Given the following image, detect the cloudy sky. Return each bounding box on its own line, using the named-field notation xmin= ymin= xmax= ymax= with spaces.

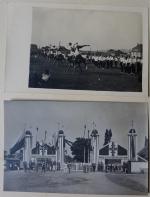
xmin=4 ymin=101 xmax=148 ymax=154
xmin=31 ymin=7 xmax=142 ymax=51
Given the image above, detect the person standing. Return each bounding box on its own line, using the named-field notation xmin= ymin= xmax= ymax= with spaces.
xmin=23 ymin=161 xmax=27 ymax=172
xmin=42 ymin=161 xmax=46 ymax=173
xmin=67 ymin=162 xmax=71 ymax=173
xmin=120 ymin=56 xmax=123 ymax=72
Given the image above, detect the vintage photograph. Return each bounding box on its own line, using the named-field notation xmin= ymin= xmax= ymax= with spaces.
xmin=4 ymin=101 xmax=148 ymax=195
xmin=28 ymin=7 xmax=143 ymax=92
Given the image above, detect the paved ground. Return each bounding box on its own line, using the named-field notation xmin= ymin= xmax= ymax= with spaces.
xmin=4 ymin=170 xmax=148 ymax=195
xmin=29 ymin=57 xmax=142 ymax=92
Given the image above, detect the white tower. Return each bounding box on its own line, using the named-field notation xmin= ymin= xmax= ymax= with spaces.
xmin=128 ymin=122 xmax=137 ymax=161
xmin=23 ymin=130 xmax=32 ymax=165
xmin=91 ymin=129 xmax=99 ymax=166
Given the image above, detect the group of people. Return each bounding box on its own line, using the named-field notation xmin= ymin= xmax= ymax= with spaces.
xmin=8 ymin=163 xmax=20 ymax=171
xmin=105 ymin=162 xmax=131 ymax=173
xmin=91 ymin=55 xmax=142 ymax=75
xmin=41 ymin=45 xmax=62 ymax=58
xmin=22 ymin=160 xmax=131 ymax=174
xmin=39 ymin=42 xmax=142 ymax=75
xmin=40 ymin=42 xmax=90 ymax=59
xmin=40 ymin=160 xmax=58 ymax=173
xmin=30 ymin=42 xmax=143 ymax=86
xmin=23 ymin=160 xmax=58 ymax=173
xmin=105 ymin=164 xmax=123 ymax=173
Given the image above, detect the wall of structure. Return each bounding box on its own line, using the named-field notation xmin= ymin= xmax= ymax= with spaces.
xmin=131 ymin=161 xmax=148 ymax=173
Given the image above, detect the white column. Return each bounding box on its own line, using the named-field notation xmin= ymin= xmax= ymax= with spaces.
xmin=93 ymin=137 xmax=96 ymax=163
xmin=96 ymin=135 xmax=99 ymax=165
xmin=92 ymin=135 xmax=99 ymax=167
xmin=56 ymin=147 xmax=58 ymax=163
xmin=60 ymin=135 xmax=63 ymax=165
xmin=134 ymin=134 xmax=137 ymax=161
xmin=59 ymin=136 xmax=61 ymax=164
xmin=96 ymin=137 xmax=98 ymax=164
xmin=61 ymin=135 xmax=64 ymax=168
xmin=58 ymin=134 xmax=64 ymax=169
xmin=128 ymin=135 xmax=131 ymax=160
xmin=24 ymin=133 xmax=32 ymax=165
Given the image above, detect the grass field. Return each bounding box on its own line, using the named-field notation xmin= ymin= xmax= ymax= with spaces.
xmin=29 ymin=56 xmax=142 ymax=92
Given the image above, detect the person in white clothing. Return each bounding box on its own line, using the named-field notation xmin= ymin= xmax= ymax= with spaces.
xmin=68 ymin=42 xmax=75 ymax=57
xmin=73 ymin=42 xmax=90 ymax=57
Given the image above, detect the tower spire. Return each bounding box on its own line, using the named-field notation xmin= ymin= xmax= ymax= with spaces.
xmin=36 ymin=127 xmax=38 ymax=144
xmin=83 ymin=124 xmax=86 ymax=138
xmin=44 ymin=130 xmax=47 ymax=143
xmin=131 ymin=120 xmax=134 ymax=129
xmin=92 ymin=121 xmax=96 ymax=130
xmin=57 ymin=122 xmax=60 ymax=130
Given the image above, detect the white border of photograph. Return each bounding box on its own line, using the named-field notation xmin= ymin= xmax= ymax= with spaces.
xmin=3 ymin=0 xmax=149 ymax=101
xmin=149 ymin=0 xmax=150 ymax=96
xmin=0 ymin=1 xmax=7 ymax=92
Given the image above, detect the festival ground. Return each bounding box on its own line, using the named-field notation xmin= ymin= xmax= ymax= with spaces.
xmin=4 ymin=170 xmax=148 ymax=195
xmin=29 ymin=57 xmax=142 ymax=92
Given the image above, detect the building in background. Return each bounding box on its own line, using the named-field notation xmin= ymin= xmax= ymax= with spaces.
xmin=131 ymin=43 xmax=142 ymax=58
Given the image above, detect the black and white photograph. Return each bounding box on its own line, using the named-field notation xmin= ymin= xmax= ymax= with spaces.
xmin=29 ymin=7 xmax=144 ymax=92
xmin=4 ymin=101 xmax=148 ymax=195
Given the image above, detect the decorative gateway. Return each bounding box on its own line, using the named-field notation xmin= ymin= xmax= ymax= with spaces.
xmin=98 ymin=128 xmax=148 ymax=173
xmin=99 ymin=141 xmax=128 ymax=169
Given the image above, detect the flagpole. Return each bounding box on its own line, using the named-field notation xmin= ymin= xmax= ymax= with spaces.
xmin=36 ymin=127 xmax=38 ymax=143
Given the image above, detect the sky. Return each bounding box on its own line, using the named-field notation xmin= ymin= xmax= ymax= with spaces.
xmin=31 ymin=7 xmax=142 ymax=51
xmin=4 ymin=101 xmax=148 ymax=155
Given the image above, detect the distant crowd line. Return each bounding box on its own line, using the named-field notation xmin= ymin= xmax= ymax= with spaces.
xmin=87 ymin=55 xmax=142 ymax=75
xmin=7 ymin=160 xmax=131 ymax=174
